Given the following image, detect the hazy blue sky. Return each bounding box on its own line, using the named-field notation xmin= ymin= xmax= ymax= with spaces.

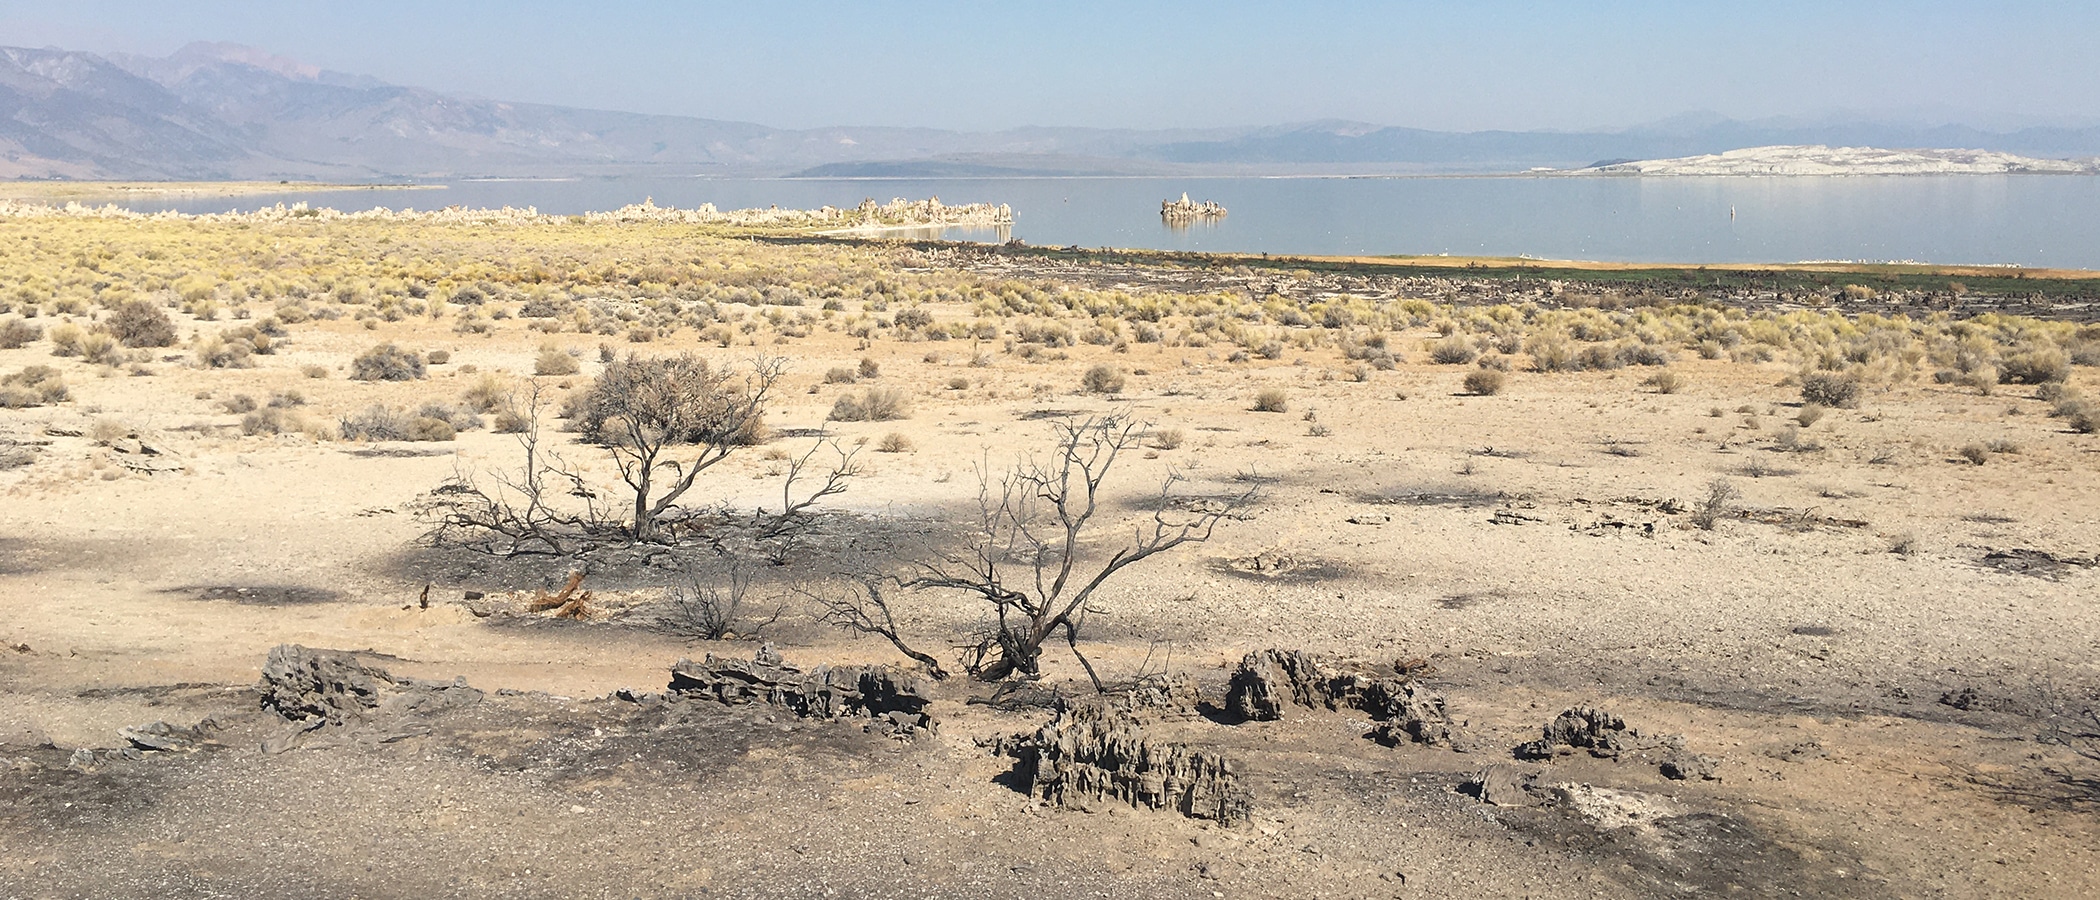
xmin=4 ymin=1 xmax=2096 ymax=132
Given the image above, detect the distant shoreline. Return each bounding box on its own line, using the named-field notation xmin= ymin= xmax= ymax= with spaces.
xmin=0 ymin=181 xmax=440 ymax=201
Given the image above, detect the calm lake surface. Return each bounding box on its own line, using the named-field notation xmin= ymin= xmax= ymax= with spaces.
xmin=119 ymin=175 xmax=2100 ymax=269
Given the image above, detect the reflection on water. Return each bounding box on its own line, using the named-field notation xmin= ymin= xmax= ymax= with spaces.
xmin=876 ymin=224 xmax=1011 ymax=243
xmin=108 ymin=175 xmax=2100 ymax=268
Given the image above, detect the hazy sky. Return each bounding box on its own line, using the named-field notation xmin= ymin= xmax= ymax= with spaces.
xmin=4 ymin=1 xmax=2096 ymax=132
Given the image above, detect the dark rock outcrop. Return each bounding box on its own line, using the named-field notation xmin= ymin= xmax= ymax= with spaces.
xmin=1226 ymin=649 xmax=1458 ymax=748
xmin=1514 ymin=705 xmax=1720 ymax=779
xmin=667 ymin=644 xmax=935 ymax=736
xmin=996 ymin=701 xmax=1250 ymax=825
xmin=1514 ymin=706 xmax=1653 ymax=759
xmin=258 ymin=644 xmax=483 ymax=726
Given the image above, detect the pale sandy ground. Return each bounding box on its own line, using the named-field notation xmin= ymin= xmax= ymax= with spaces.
xmin=3 ymin=302 xmax=2097 ymax=898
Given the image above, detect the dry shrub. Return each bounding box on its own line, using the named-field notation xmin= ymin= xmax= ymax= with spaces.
xmin=107 ymin=300 xmax=176 ymax=348
xmin=0 ymin=365 xmax=68 ymax=407
xmin=301 ymin=364 xmax=329 ymax=379
xmin=946 ymin=376 xmax=970 ymax=390
xmin=824 ymin=367 xmax=857 ymax=384
xmin=1799 ymin=371 xmax=1861 ymax=408
xmin=426 ymin=349 xmax=452 ymax=365
xmin=0 ymin=318 xmax=42 ymax=349
xmin=876 ymin=432 xmax=914 ymax=453
xmin=1644 ymin=370 xmax=1686 ymax=394
xmin=1253 ymin=388 xmax=1289 ymax=412
xmin=350 ymin=343 xmax=425 ymax=381
xmin=1795 ymin=403 xmax=1827 ymax=428
xmin=1690 ymin=478 xmax=1739 ymax=530
xmin=1958 ymin=443 xmax=1991 ymax=465
xmin=1528 ymin=335 xmax=1575 ymax=372
xmin=461 ymin=375 xmax=509 ymax=413
xmin=219 ymin=393 xmax=259 ymax=414
xmin=858 ymin=357 xmax=881 ymax=379
xmin=1082 ymin=364 xmax=1126 ymax=394
xmin=831 ymin=387 xmax=910 ymax=422
xmin=1463 ymin=368 xmax=1505 ymax=396
xmin=1429 ymin=336 xmax=1479 ymax=365
xmin=89 ymin=418 xmax=130 ymax=446
xmin=46 ymin=323 xmax=84 ymax=356
xmin=1151 ymin=428 xmax=1185 ymax=450
xmin=535 ymin=345 xmax=580 ymax=376
xmin=1998 ymin=348 xmax=2068 ymax=385
xmin=76 ymin=331 xmax=122 ymax=365
xmin=340 ymin=405 xmax=456 ymax=442
xmin=242 ymin=407 xmax=306 ymax=436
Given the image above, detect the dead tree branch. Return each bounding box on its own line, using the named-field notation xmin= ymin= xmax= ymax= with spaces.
xmin=909 ymin=412 xmax=1248 ymax=689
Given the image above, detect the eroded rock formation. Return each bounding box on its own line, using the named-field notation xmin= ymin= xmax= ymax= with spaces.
xmin=667 ymin=644 xmax=935 ymax=736
xmin=995 ymin=701 xmax=1250 ymax=825
xmin=1226 ymin=648 xmax=1458 ymax=748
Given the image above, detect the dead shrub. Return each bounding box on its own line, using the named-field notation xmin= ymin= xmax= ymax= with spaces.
xmin=1082 ymin=364 xmax=1126 ymax=394
xmin=1689 ymin=478 xmax=1739 ymax=530
xmin=340 ymin=405 xmax=455 ymax=442
xmin=534 ymin=345 xmax=580 ymax=376
xmin=0 ymin=365 xmax=68 ymax=407
xmin=876 ymin=432 xmax=914 ymax=453
xmin=1998 ymin=348 xmax=2069 ymax=385
xmin=1958 ymin=443 xmax=1991 ymax=465
xmin=242 ymin=407 xmax=304 ymax=436
xmin=350 ymin=343 xmax=425 ymax=381
xmin=1644 ymin=370 xmax=1686 ymax=394
xmin=0 ymin=318 xmax=40 ymax=349
xmin=858 ymin=357 xmax=881 ymax=379
xmin=824 ymin=367 xmax=857 ymax=384
xmin=104 ymin=301 xmax=174 ymax=348
xmin=1462 ymin=368 xmax=1505 ymax=396
xmin=1151 ymin=428 xmax=1185 ymax=450
xmin=831 ymin=386 xmax=910 ymax=422
xmin=1796 ymin=403 xmax=1827 ymax=428
xmin=1253 ymin=388 xmax=1289 ymax=413
xmin=1799 ymin=371 xmax=1862 ymax=408
xmin=1429 ymin=336 xmax=1479 ymax=365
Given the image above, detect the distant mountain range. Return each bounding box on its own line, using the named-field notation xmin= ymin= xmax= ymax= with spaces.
xmin=5 ymin=41 xmax=2100 ymax=181
xmin=1577 ymin=145 xmax=2100 ymax=177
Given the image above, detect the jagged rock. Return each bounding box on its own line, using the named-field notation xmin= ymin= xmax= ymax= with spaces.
xmin=118 ymin=719 xmax=218 ymax=753
xmin=997 ymin=701 xmax=1250 ymax=825
xmin=1119 ymin=674 xmax=1204 ymax=722
xmin=1468 ymin=764 xmax=1541 ymax=806
xmin=1367 ymin=681 xmax=1457 ymax=748
xmin=667 ymin=647 xmax=935 ymax=736
xmin=1226 ymin=649 xmax=1459 ymax=748
xmin=1510 ymin=706 xmax=1720 ymax=777
xmin=260 ymin=645 xmax=386 ymax=723
xmin=1516 ymin=706 xmax=1640 ymax=759
xmin=259 ymin=644 xmax=483 ymax=726
xmin=1659 ymin=750 xmax=1719 ymax=781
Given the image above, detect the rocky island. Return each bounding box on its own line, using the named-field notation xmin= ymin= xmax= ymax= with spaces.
xmin=1161 ymin=192 xmax=1227 ymax=224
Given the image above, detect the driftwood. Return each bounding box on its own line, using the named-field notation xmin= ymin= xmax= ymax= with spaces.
xmin=527 ymin=570 xmax=594 ymax=620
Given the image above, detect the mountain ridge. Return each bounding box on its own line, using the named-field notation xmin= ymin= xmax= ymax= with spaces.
xmin=6 ymin=41 xmax=2100 ymax=180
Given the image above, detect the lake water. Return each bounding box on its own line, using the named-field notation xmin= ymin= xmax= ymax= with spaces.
xmin=115 ymin=175 xmax=2100 ymax=270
